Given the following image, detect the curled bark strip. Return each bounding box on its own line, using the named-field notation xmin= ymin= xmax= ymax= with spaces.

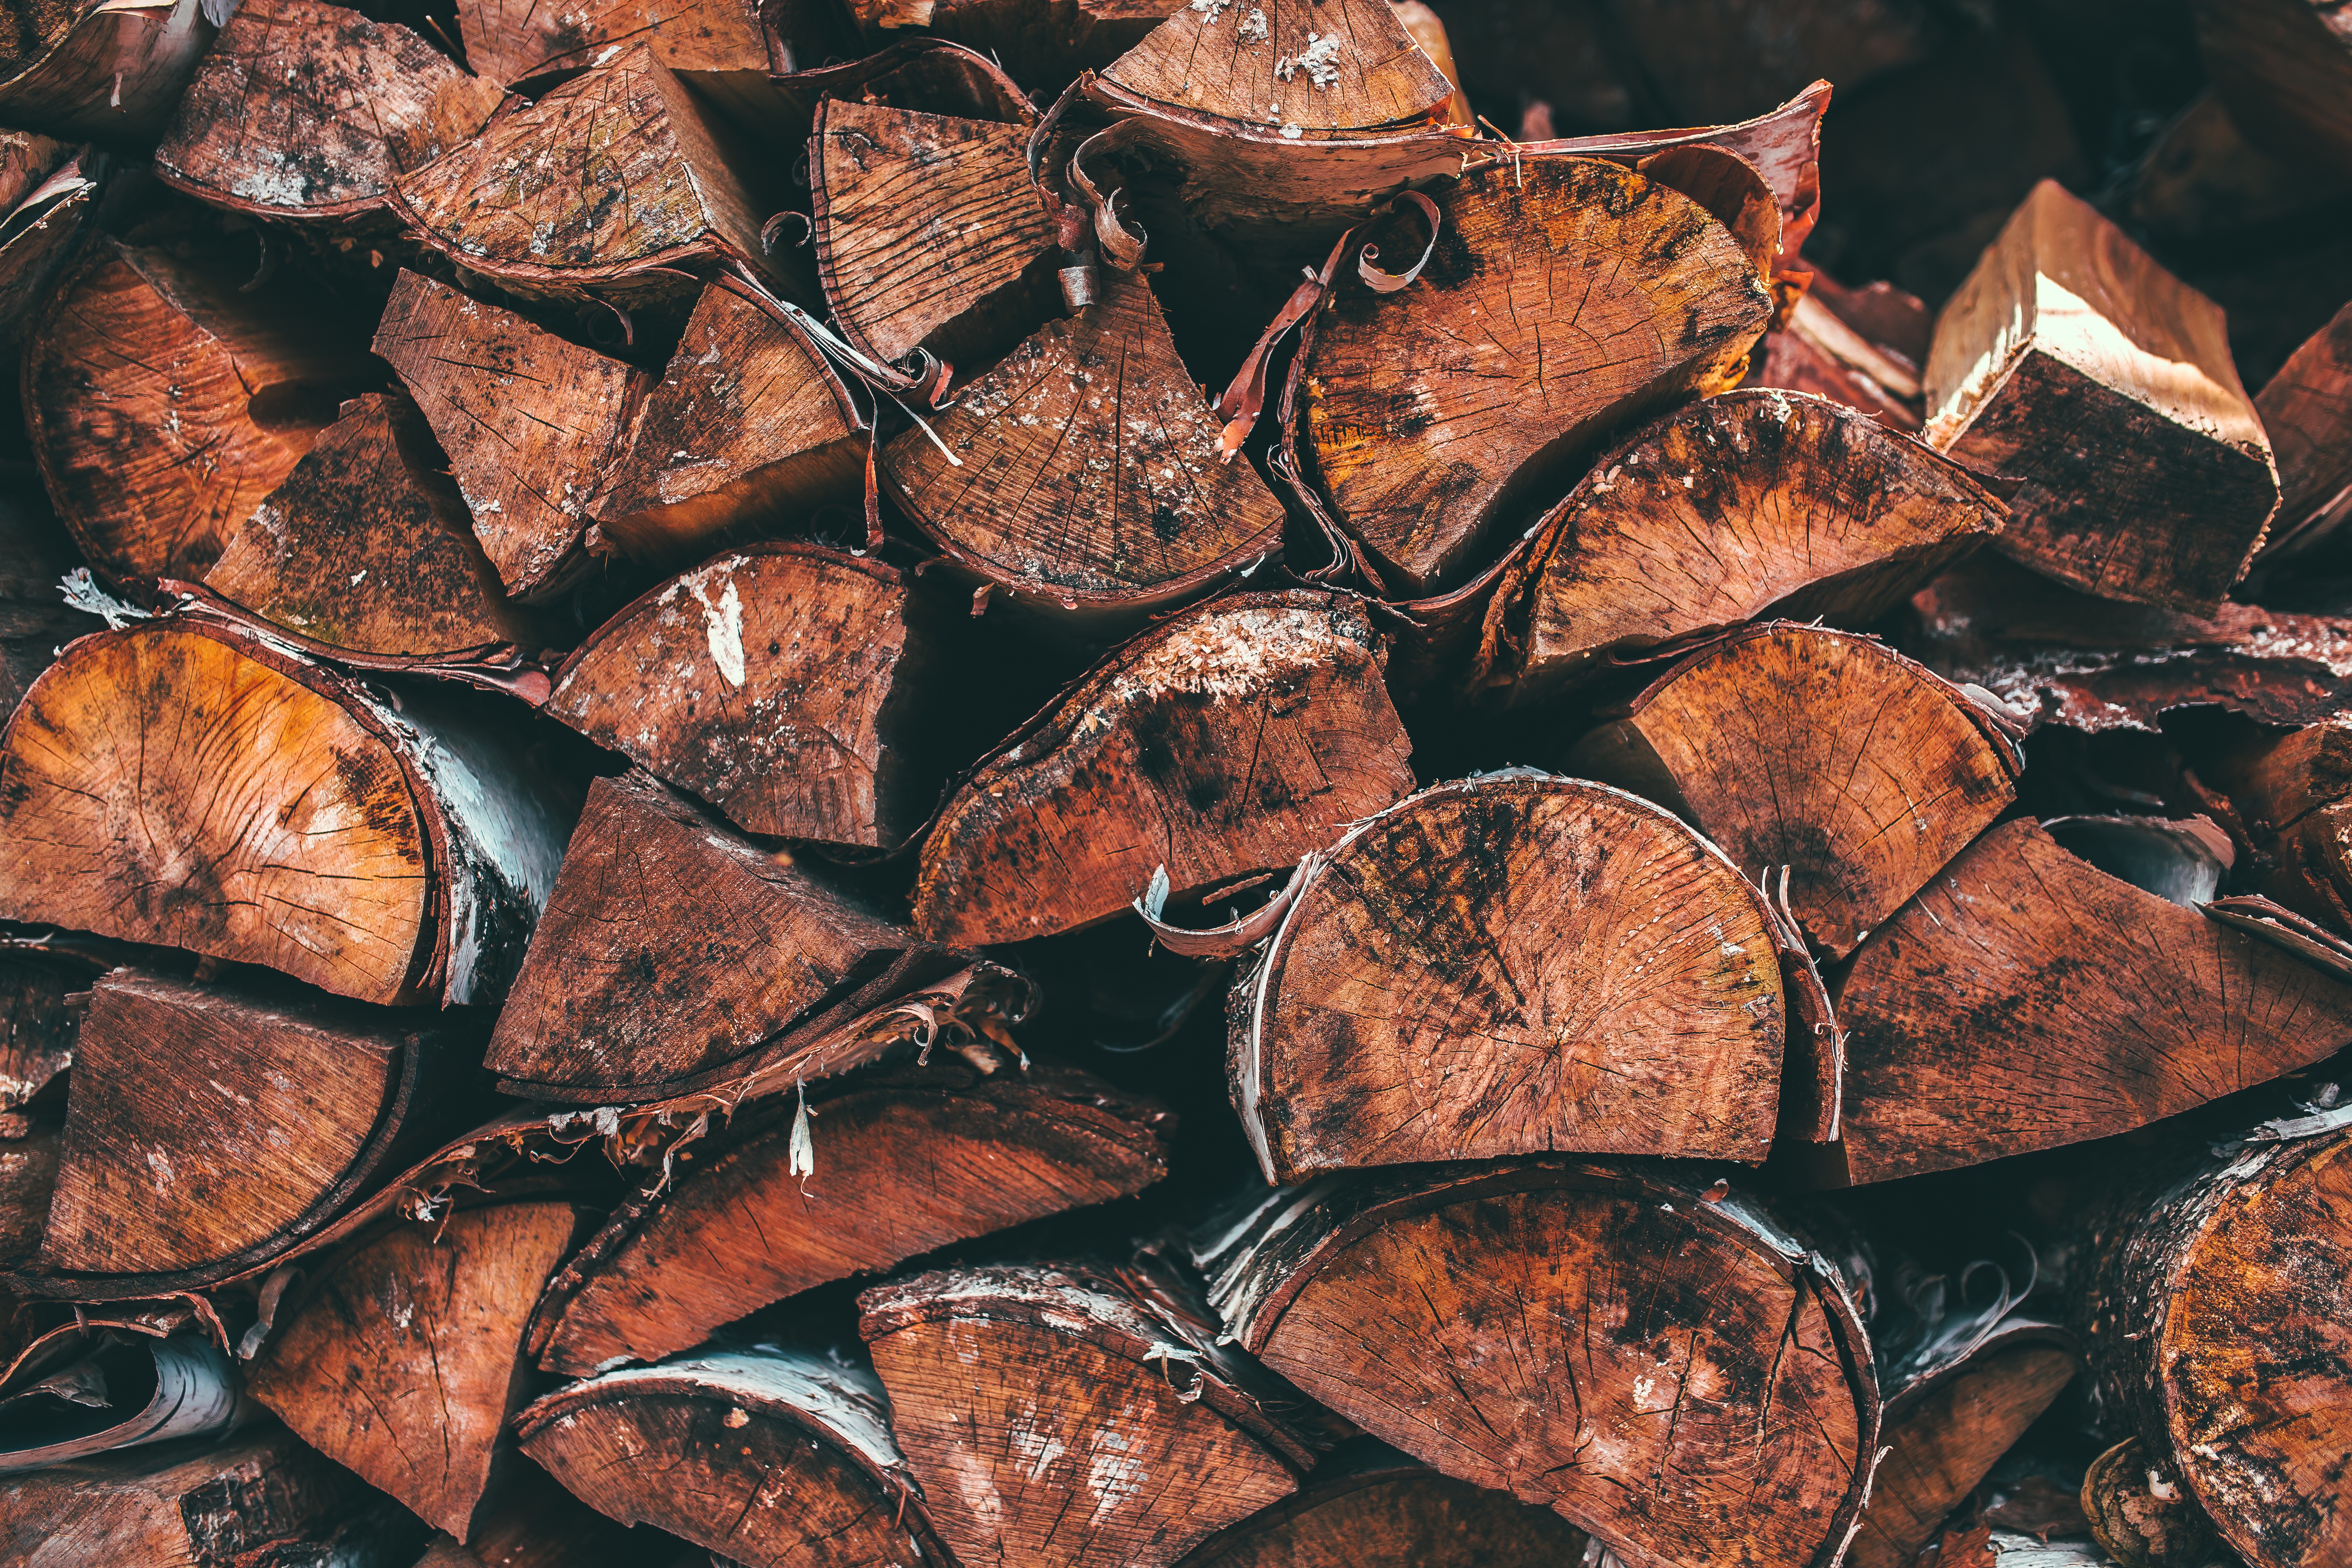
xmin=1215 ymin=229 xmax=1356 ymax=459
xmin=1065 ymin=118 xmax=1152 ymax=271
xmin=1759 ymin=866 xmax=1844 ymax=1143
xmin=1135 ymin=854 xmax=1322 ymax=960
xmin=2204 ymin=895 xmax=2352 ymax=984
xmin=1355 ymin=190 xmax=1440 ymax=294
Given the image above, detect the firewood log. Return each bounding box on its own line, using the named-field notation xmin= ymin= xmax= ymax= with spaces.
xmin=0 ymin=0 xmax=214 ymax=139
xmin=881 ymin=269 xmax=1288 ymax=630
xmin=1909 ymin=553 xmax=2352 ymax=733
xmin=1742 ymin=271 xmax=1932 ymax=432
xmin=2249 ymin=301 xmax=2352 ymax=565
xmin=389 ymin=46 xmax=791 ymax=306
xmin=2203 ymin=715 xmax=2352 ymax=933
xmin=1922 ymin=179 xmax=2280 ymax=614
xmin=860 ymin=1262 xmax=1321 ymax=1568
xmin=411 ymin=1460 xmax=680 ymax=1568
xmin=2194 ymin=0 xmax=2352 ymax=179
xmin=0 ymin=1328 xmax=238 ymax=1472
xmin=24 ymin=236 xmax=379 ymax=585
xmin=0 ymin=1422 xmax=426 ymax=1564
xmin=1229 ymin=773 xmax=1788 ymax=1183
xmin=203 ymin=393 xmax=543 ymax=659
xmin=2069 ymin=1111 xmax=2352 ymax=1568
xmin=1194 ymin=1160 xmax=1880 ymax=1568
xmin=850 ymin=0 xmax=1179 ymax=88
xmin=1171 ymin=1439 xmax=1590 ymax=1567
xmin=486 ymin=768 xmax=952 ymax=1100
xmin=543 ymin=545 xmax=949 ymax=847
xmin=0 ymin=139 xmax=100 ymax=347
xmin=1570 ymin=624 xmax=2022 ymax=958
xmin=589 ymin=278 xmax=864 ymax=571
xmin=1495 ymin=390 xmax=2001 ymax=701
xmin=152 ymin=0 xmax=502 ymax=225
xmin=373 ymin=270 xmax=637 ymax=604
xmin=0 ymin=619 xmax=570 ymax=1007
xmin=529 ymin=1056 xmax=1170 ymax=1376
xmin=912 ymin=590 xmax=1415 ymax=947
xmin=1286 ymin=156 xmax=1773 ymax=595
xmin=0 ymin=949 xmax=80 ymax=1115
xmin=461 ymin=0 xmax=769 ymax=91
xmin=1837 ymin=817 xmax=2352 ymax=1183
xmin=20 ymin=969 xmax=489 ymax=1294
xmin=519 ymin=1344 xmax=950 ymax=1567
xmin=246 ymin=1198 xmax=592 ymax=1540
xmin=0 ymin=469 xmax=84 ymax=719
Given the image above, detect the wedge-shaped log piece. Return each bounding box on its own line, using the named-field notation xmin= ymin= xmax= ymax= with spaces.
xmin=1097 ymin=0 xmax=1451 ymax=133
xmin=883 ymin=270 xmax=1287 ymax=627
xmin=26 ymin=238 xmax=376 ymax=584
xmin=2196 ymin=0 xmax=2352 ymax=179
xmin=0 ymin=1330 xmax=239 ymax=1471
xmin=1839 ymin=818 xmax=2352 ymax=1183
xmin=0 ymin=0 xmax=212 ymax=139
xmin=2250 ymin=301 xmax=2352 ymax=564
xmin=1923 ymin=179 xmax=2279 ymax=613
xmin=1173 ymin=1439 xmax=1591 ymax=1567
xmin=0 ymin=620 xmax=568 ymax=1006
xmin=1196 ymin=1162 xmax=1879 ymax=1568
xmin=591 ymin=280 xmax=863 ymax=570
xmin=488 ymin=769 xmax=941 ymax=1099
xmin=247 ymin=1199 xmax=586 ymax=1541
xmin=2205 ymin=715 xmax=2352 ymax=933
xmin=520 ymin=1346 xmax=949 ymax=1566
xmin=205 ymin=393 xmax=539 ymax=659
xmin=391 ymin=47 xmax=785 ymax=302
xmin=154 ymin=0 xmax=502 ymax=222
xmin=375 ymin=270 xmax=637 ymax=602
xmin=2072 ymin=1114 xmax=2352 ymax=1568
xmin=862 ymin=1263 xmax=1317 ymax=1568
xmin=1503 ymin=390 xmax=2001 ymax=699
xmin=462 ymin=0 xmax=768 ymax=88
xmin=812 ymin=94 xmax=1052 ymax=369
xmin=1572 ymin=625 xmax=2021 ymax=958
xmin=1233 ymin=774 xmax=1786 ymax=1183
xmin=546 ymin=546 xmax=943 ymax=847
xmin=1293 ymin=157 xmax=1772 ymax=594
xmin=913 ymin=590 xmax=1415 ymax=946
xmin=29 ymin=970 xmax=484 ymax=1290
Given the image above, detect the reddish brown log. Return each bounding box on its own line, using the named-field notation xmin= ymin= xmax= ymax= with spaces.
xmin=0 ymin=138 xmax=98 ymax=348
xmin=0 ymin=1113 xmax=58 ymax=1264
xmin=850 ymin=0 xmax=1179 ymax=87
xmin=2203 ymin=716 xmax=2352 ymax=934
xmin=0 ymin=0 xmax=214 ymax=140
xmin=461 ymin=0 xmax=770 ymax=89
xmin=1231 ymin=774 xmax=1787 ymax=1183
xmin=912 ymin=590 xmax=1416 ymax=947
xmin=0 ymin=950 xmax=80 ymax=1116
xmin=2250 ymin=301 xmax=2352 ymax=564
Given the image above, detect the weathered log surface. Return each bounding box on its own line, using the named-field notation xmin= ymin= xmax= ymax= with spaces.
xmin=2204 ymin=715 xmax=2352 ymax=935
xmin=1232 ymin=773 xmax=1787 ymax=1183
xmin=0 ymin=949 xmax=80 ymax=1115
xmin=0 ymin=0 xmax=214 ymax=140
xmin=2252 ymin=301 xmax=2352 ymax=565
xmin=460 ymin=0 xmax=771 ymax=88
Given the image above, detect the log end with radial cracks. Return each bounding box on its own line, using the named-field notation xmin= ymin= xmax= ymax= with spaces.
xmin=1570 ymin=623 xmax=2020 ymax=959
xmin=882 ymin=267 xmax=1287 ymax=624
xmin=459 ymin=0 xmax=768 ymax=89
xmin=1234 ymin=773 xmax=1786 ymax=1184
xmin=1508 ymin=388 xmax=2003 ymax=699
xmin=912 ymin=589 xmax=1415 ymax=947
xmin=1298 ymin=156 xmax=1773 ymax=595
xmin=1837 ymin=817 xmax=2352 ymax=1183
xmin=1098 ymin=0 xmax=1453 ymax=134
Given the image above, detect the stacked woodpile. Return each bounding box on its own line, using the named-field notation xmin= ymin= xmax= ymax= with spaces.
xmin=4 ymin=0 xmax=2352 ymax=1565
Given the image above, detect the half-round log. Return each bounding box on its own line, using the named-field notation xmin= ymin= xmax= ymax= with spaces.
xmin=0 ymin=0 xmax=213 ymax=140
xmin=460 ymin=0 xmax=768 ymax=89
xmin=1232 ymin=773 xmax=1787 ymax=1183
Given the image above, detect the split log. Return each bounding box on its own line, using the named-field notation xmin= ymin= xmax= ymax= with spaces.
xmin=529 ymin=1056 xmax=1170 ymax=1376
xmin=810 ymin=89 xmax=1054 ymax=370
xmin=1569 ymin=624 xmax=2022 ymax=958
xmin=0 ymin=468 xmax=85 ymax=719
xmin=1836 ymin=817 xmax=2352 ymax=1183
xmin=2070 ymin=1111 xmax=2352 ymax=1568
xmin=24 ymin=969 xmax=489 ymax=1292
xmin=153 ymin=0 xmax=502 ymax=224
xmin=881 ymin=269 xmax=1288 ymax=629
xmin=0 ymin=140 xmax=101 ymax=348
xmin=374 ymin=269 xmax=638 ymax=604
xmin=518 ymin=1346 xmax=950 ymax=1567
xmin=1194 ymin=1160 xmax=1880 ymax=1568
xmin=24 ymin=236 xmax=379 ymax=585
xmin=246 ymin=1198 xmax=590 ymax=1540
xmin=912 ymin=590 xmax=1415 ymax=947
xmin=1288 ymin=155 xmax=1772 ymax=595
xmin=0 ymin=0 xmax=213 ymax=140
xmin=543 ymin=546 xmax=947 ymax=847
xmin=1743 ymin=274 xmax=1930 ymax=432
xmin=2194 ymin=0 xmax=2352 ymax=179
xmin=2249 ymin=301 xmax=2352 ymax=565
xmin=1908 ymin=552 xmax=2352 ymax=733
xmin=0 ymin=1331 xmax=238 ymax=1472
xmin=1922 ymin=178 xmax=2280 ymax=614
xmin=460 ymin=0 xmax=770 ymax=91
xmin=0 ymin=1114 xmax=59 ymax=1261
xmin=0 ymin=619 xmax=571 ymax=1007
xmin=1495 ymin=389 xmax=2000 ymax=701
xmin=0 ymin=1422 xmax=424 ymax=1564
xmin=390 ymin=46 xmax=791 ymax=304
xmin=1172 ymin=1439 xmax=1590 ymax=1568
xmin=486 ymin=768 xmax=950 ymax=1100
xmin=1229 ymin=773 xmax=1788 ymax=1183
xmin=589 ymin=278 xmax=864 ymax=571
xmin=860 ymin=1263 xmax=1320 ymax=1568
xmin=2202 ymin=715 xmax=2352 ymax=933
xmin=204 ymin=392 xmax=543 ymax=659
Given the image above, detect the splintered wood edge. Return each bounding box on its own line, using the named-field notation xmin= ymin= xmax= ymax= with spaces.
xmin=911 ymin=514 xmax=1291 ymax=625
xmin=1880 ymin=1319 xmax=2080 ymax=1419
xmin=157 ymin=582 xmax=555 ymax=704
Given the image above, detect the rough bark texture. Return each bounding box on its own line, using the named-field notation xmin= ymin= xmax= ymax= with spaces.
xmin=913 ymin=590 xmax=1416 ymax=946
xmin=0 ymin=0 xmax=214 ymax=141
xmin=1570 ymin=624 xmax=2021 ymax=958
xmin=1922 ymin=178 xmax=2278 ymax=614
xmin=0 ymin=138 xmax=98 ymax=349
xmin=2204 ymin=716 xmax=2352 ymax=934
xmin=2252 ymin=301 xmax=2352 ymax=564
xmin=1232 ymin=773 xmax=1787 ymax=1182
xmin=1197 ymin=1161 xmax=1879 ymax=1568
xmin=1838 ymin=818 xmax=2352 ymax=1183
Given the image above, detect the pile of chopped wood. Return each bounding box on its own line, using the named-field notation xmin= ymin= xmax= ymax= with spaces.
xmin=3 ymin=0 xmax=2350 ymax=1564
